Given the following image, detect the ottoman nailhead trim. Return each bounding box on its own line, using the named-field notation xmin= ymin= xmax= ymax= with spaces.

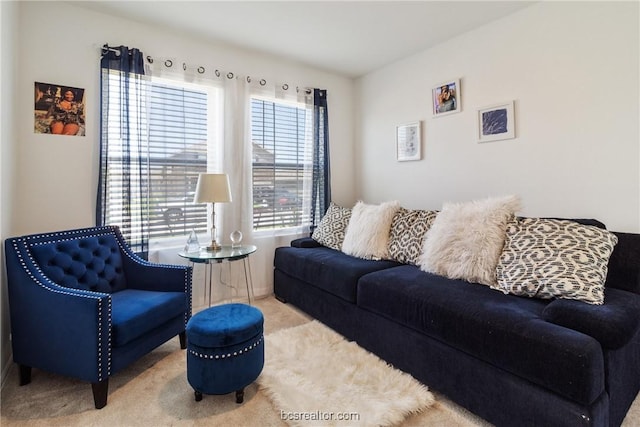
xmin=188 ymin=336 xmax=263 ymax=360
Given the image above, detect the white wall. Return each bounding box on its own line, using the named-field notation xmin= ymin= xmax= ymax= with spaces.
xmin=14 ymin=1 xmax=355 ymax=236
xmin=356 ymin=1 xmax=640 ymax=233
xmin=2 ymin=0 xmax=355 ymax=385
xmin=1 ymin=0 xmax=18 ymax=388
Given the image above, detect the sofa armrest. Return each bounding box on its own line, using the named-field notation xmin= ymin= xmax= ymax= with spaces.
xmin=5 ymin=238 xmax=111 ymax=383
xmin=113 ymin=228 xmax=193 ymax=294
xmin=122 ymin=256 xmax=192 ymax=293
xmin=542 ymin=288 xmax=640 ymax=349
xmin=605 ymin=231 xmax=640 ymax=294
xmin=291 ymin=237 xmax=323 ymax=248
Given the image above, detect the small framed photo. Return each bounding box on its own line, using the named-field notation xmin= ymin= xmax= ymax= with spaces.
xmin=432 ymin=79 xmax=460 ymax=116
xmin=396 ymin=121 xmax=421 ymax=162
xmin=477 ymin=101 xmax=515 ymax=143
xmin=34 ymin=82 xmax=86 ymax=136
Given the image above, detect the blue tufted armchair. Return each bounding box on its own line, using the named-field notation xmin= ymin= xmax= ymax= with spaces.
xmin=4 ymin=226 xmax=192 ymax=409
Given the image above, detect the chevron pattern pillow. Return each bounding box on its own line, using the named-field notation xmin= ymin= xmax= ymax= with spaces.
xmin=496 ymin=218 xmax=618 ymax=305
xmin=388 ymin=208 xmax=438 ymax=265
xmin=311 ymin=202 xmax=352 ymax=251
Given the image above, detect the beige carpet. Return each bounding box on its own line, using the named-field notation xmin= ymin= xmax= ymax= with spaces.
xmin=1 ymin=296 xmax=639 ymax=427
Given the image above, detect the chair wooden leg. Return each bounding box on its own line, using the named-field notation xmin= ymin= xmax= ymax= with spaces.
xmin=194 ymin=390 xmax=203 ymax=401
xmin=236 ymin=388 xmax=244 ymax=404
xmin=179 ymin=331 xmax=187 ymax=349
xmin=18 ymin=364 xmax=31 ymax=386
xmin=92 ymin=379 xmax=109 ymax=409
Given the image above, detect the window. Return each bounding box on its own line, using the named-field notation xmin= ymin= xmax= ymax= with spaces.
xmin=146 ymin=82 xmax=210 ymax=238
xmin=101 ymin=72 xmax=217 ymax=247
xmin=251 ymin=97 xmax=312 ymax=231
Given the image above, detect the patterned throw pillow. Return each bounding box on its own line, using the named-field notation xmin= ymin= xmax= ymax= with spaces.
xmin=311 ymin=203 xmax=352 ymax=251
xmin=388 ymin=208 xmax=438 ymax=265
xmin=495 ymin=218 xmax=618 ymax=305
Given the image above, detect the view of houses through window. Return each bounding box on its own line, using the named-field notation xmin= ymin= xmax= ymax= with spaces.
xmin=251 ymin=97 xmax=312 ymax=232
xmin=102 ymin=76 xmax=313 ymax=245
xmin=146 ymin=82 xmax=209 ymax=239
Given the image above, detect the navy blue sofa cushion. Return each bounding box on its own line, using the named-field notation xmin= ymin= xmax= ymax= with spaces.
xmin=290 ymin=237 xmax=323 ymax=248
xmin=542 ymin=287 xmax=640 ymax=350
xmin=357 ymin=265 xmax=604 ymax=405
xmin=274 ymin=246 xmax=400 ymax=303
xmin=605 ymin=232 xmax=640 ymax=294
xmin=111 ymin=289 xmax=187 ymax=347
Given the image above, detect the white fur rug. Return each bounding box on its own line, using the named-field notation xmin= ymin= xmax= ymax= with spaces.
xmin=257 ymin=320 xmax=434 ymax=426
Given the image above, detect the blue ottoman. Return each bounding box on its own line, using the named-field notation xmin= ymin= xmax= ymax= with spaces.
xmin=186 ymin=303 xmax=264 ymax=403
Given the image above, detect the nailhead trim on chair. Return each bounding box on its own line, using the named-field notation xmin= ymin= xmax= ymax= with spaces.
xmin=15 ymin=225 xmax=193 ymax=380
xmin=29 ymin=232 xmax=113 ymax=246
xmin=188 ymin=336 xmax=263 ymax=360
xmin=11 ymin=238 xmax=112 ymax=380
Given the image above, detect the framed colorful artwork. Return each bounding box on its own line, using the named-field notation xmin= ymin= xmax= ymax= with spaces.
xmin=432 ymin=79 xmax=460 ymax=117
xmin=477 ymin=101 xmax=515 ymax=143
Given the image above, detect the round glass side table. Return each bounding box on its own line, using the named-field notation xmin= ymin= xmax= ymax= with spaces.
xmin=179 ymin=245 xmax=257 ymax=307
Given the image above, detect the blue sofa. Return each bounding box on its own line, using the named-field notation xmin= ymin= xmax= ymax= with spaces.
xmin=273 ymin=225 xmax=640 ymax=426
xmin=4 ymin=226 xmax=192 ymax=408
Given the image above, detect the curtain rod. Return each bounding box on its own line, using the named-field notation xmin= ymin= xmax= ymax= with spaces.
xmin=101 ymin=44 xmax=314 ymax=95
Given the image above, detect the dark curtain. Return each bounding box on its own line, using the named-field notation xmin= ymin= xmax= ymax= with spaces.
xmin=310 ymin=89 xmax=331 ymax=232
xmin=97 ymin=45 xmax=149 ymax=257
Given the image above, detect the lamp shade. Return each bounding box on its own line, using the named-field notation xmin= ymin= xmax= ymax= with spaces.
xmin=193 ymin=173 xmax=232 ymax=204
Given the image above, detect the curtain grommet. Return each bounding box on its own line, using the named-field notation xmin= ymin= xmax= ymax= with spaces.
xmin=164 ymin=59 xmax=173 ymax=68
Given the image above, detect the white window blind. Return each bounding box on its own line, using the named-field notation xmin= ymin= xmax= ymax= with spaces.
xmin=251 ymin=97 xmax=312 ymax=231
xmin=102 ymin=74 xmax=211 ymax=243
xmin=146 ymin=82 xmax=208 ymax=239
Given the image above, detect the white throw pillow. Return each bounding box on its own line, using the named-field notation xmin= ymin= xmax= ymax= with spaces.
xmin=418 ymin=195 xmax=521 ymax=288
xmin=342 ymin=200 xmax=401 ymax=259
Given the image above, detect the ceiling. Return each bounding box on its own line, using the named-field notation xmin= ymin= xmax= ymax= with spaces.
xmin=75 ymin=1 xmax=535 ymax=78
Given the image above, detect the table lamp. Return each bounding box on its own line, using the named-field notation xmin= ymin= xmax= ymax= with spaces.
xmin=193 ymin=173 xmax=232 ymax=251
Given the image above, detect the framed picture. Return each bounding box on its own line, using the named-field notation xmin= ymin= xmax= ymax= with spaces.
xmin=432 ymin=79 xmax=460 ymax=116
xmin=34 ymin=82 xmax=86 ymax=136
xmin=396 ymin=121 xmax=421 ymax=162
xmin=477 ymin=101 xmax=515 ymax=143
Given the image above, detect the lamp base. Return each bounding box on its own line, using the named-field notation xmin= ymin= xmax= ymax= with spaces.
xmin=204 ymin=240 xmax=222 ymax=252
